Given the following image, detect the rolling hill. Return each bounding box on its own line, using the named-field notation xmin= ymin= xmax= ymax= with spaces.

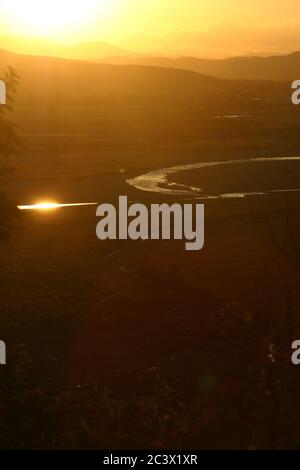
xmin=104 ymin=52 xmax=300 ymax=80
xmin=0 ymin=48 xmax=293 ymax=141
xmin=0 ymin=48 xmax=243 ymax=135
xmin=2 ymin=35 xmax=300 ymax=81
xmin=0 ymin=48 xmax=228 ymax=102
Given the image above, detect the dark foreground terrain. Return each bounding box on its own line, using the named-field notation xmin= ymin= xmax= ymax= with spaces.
xmin=1 ymin=159 xmax=300 ymax=449
xmin=1 ymin=50 xmax=300 ymax=449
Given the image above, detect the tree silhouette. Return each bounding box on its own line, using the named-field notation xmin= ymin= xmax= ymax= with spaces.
xmin=0 ymin=67 xmax=23 ymax=240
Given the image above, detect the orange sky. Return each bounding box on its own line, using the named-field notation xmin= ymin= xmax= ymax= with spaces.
xmin=1 ymin=0 xmax=300 ymax=56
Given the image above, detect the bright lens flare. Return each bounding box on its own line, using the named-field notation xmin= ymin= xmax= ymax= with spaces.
xmin=18 ymin=202 xmax=61 ymax=211
xmin=18 ymin=201 xmax=98 ymax=211
xmin=2 ymin=0 xmax=104 ymax=35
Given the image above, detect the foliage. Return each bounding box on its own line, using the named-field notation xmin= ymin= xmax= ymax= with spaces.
xmin=0 ymin=67 xmax=22 ymax=239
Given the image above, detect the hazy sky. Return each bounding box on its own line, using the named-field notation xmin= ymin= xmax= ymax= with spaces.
xmin=1 ymin=0 xmax=300 ymax=56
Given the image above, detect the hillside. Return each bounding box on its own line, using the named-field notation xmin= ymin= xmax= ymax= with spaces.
xmin=0 ymin=48 xmax=232 ymax=109
xmin=0 ymin=48 xmax=294 ymax=143
xmin=2 ymin=35 xmax=300 ymax=81
xmin=105 ymin=52 xmax=300 ymax=80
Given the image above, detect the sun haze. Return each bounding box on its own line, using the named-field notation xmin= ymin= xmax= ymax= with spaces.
xmin=1 ymin=0 xmax=300 ymax=56
xmin=1 ymin=0 xmax=120 ymax=38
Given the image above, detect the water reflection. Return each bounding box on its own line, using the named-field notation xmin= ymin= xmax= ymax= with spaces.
xmin=127 ymin=156 xmax=300 ymax=198
xmin=18 ymin=201 xmax=98 ymax=211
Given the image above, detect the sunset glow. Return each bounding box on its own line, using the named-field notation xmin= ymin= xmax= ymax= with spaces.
xmin=18 ymin=202 xmax=98 ymax=211
xmin=1 ymin=0 xmax=113 ymax=36
xmin=1 ymin=0 xmax=300 ymax=56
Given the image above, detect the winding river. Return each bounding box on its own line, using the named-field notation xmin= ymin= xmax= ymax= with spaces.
xmin=127 ymin=156 xmax=300 ymax=199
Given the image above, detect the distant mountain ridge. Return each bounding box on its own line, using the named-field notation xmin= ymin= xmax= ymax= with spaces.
xmin=1 ymin=35 xmax=300 ymax=80
xmin=0 ymin=35 xmax=137 ymax=60
xmin=103 ymin=52 xmax=300 ymax=80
